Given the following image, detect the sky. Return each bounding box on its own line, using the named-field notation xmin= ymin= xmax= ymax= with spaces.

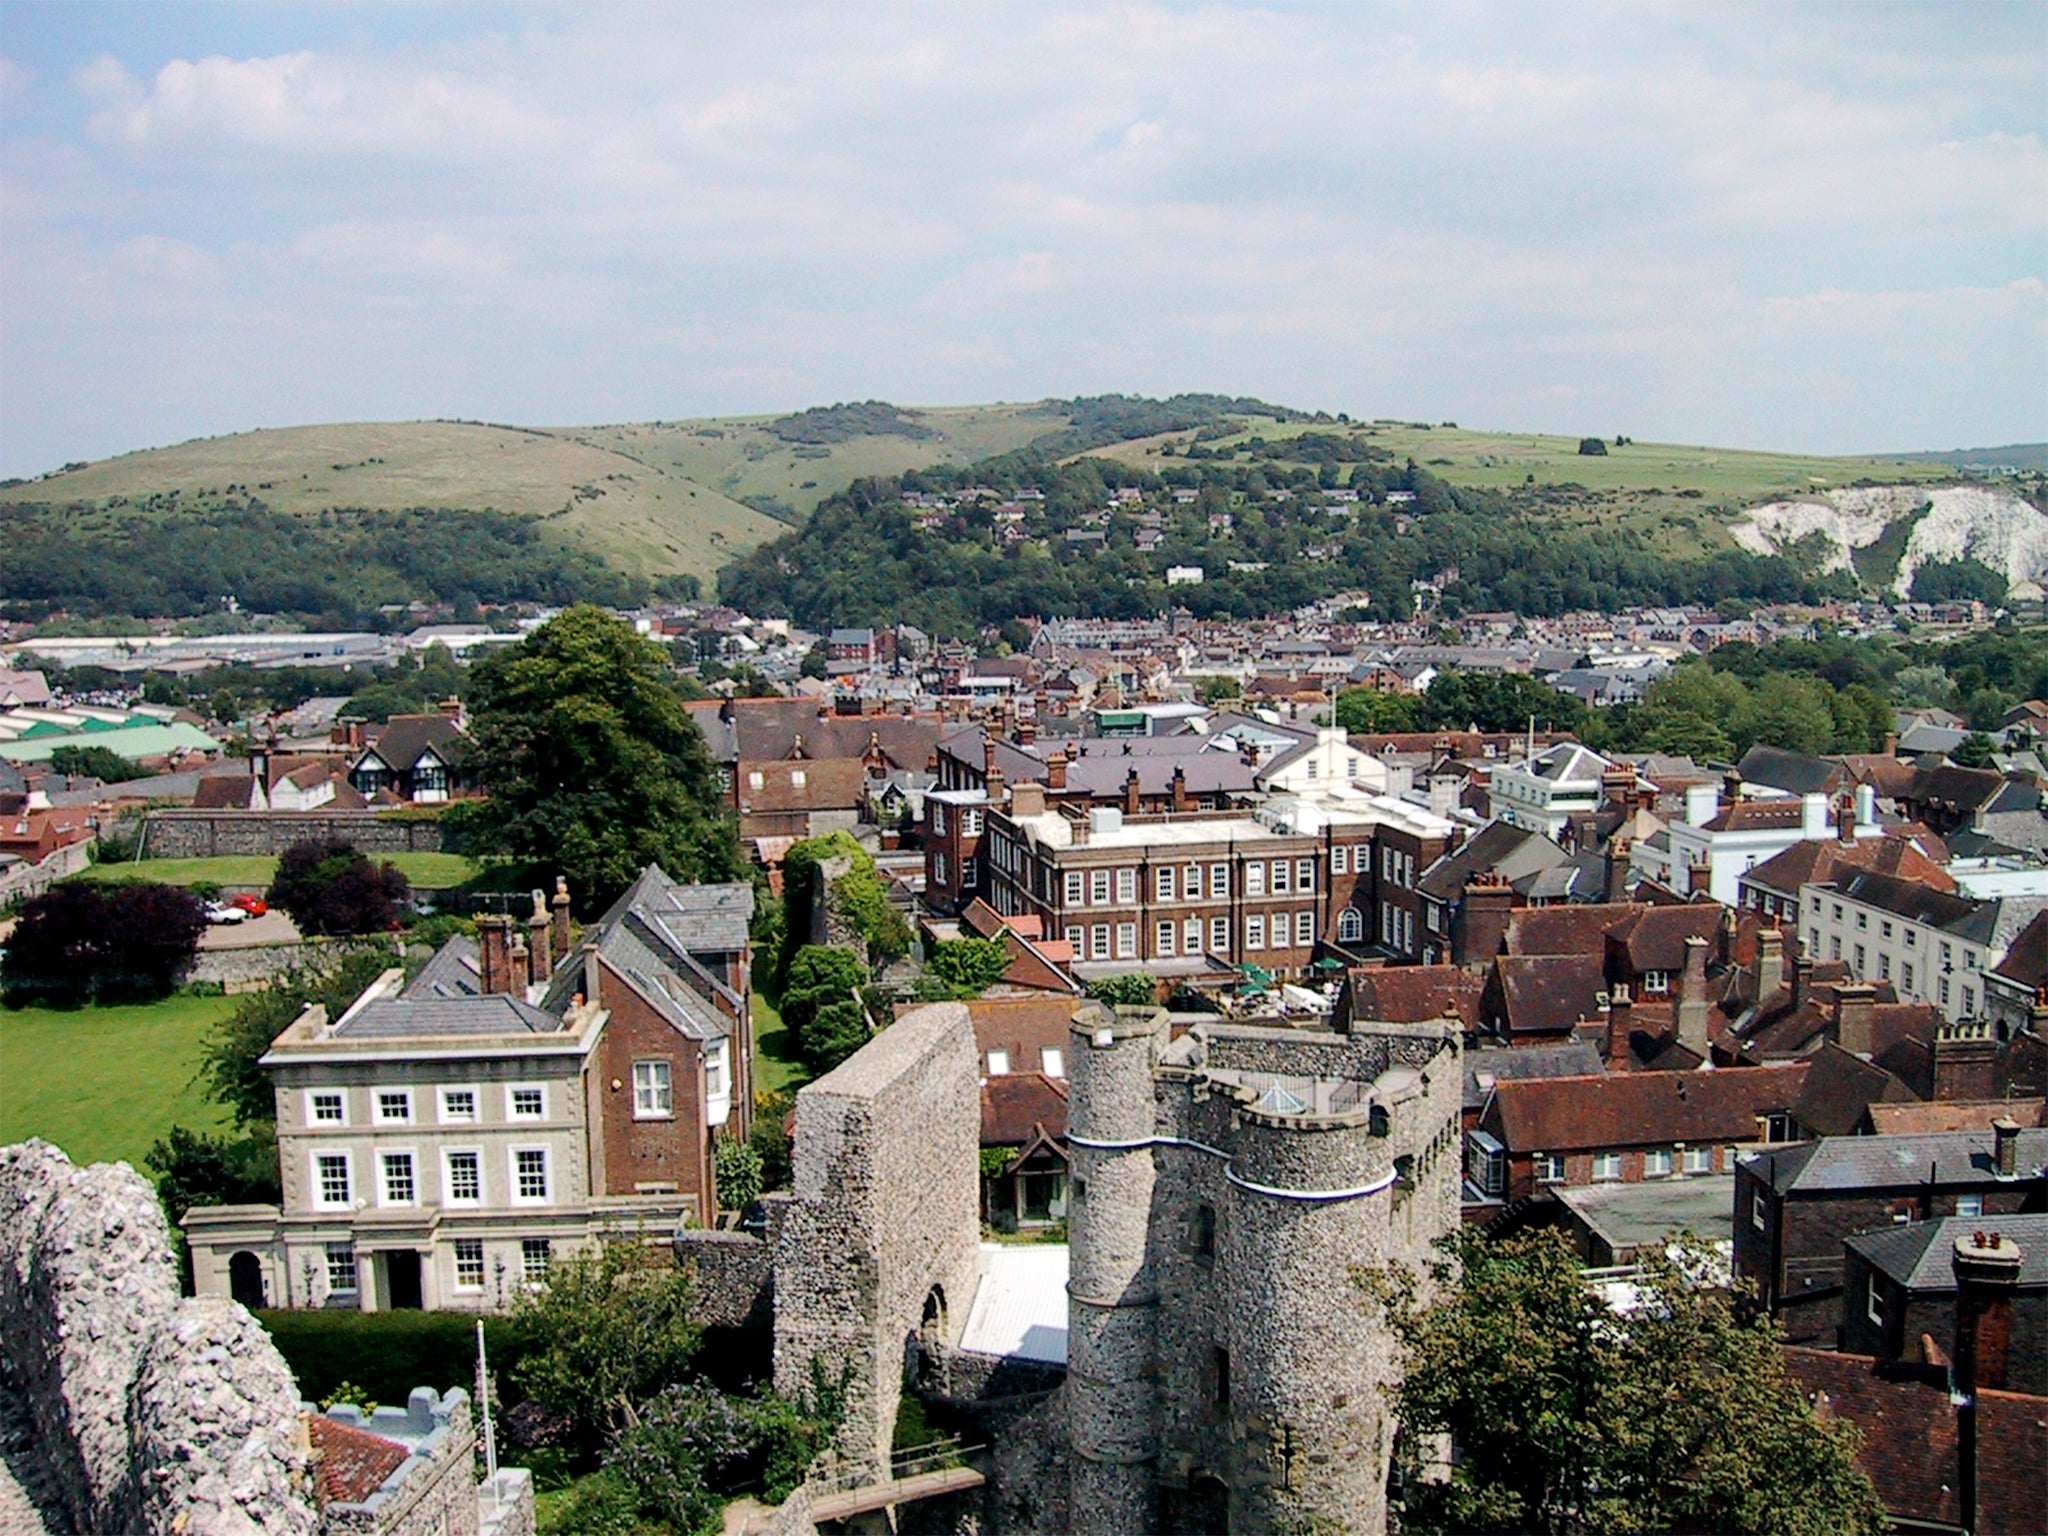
xmin=0 ymin=1 xmax=2042 ymax=478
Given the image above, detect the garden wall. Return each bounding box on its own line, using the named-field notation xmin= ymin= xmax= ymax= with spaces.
xmin=144 ymin=811 xmax=446 ymax=860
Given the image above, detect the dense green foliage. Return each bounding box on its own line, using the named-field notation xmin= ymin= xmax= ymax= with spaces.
xmin=1337 ymin=671 xmax=1591 ymax=736
xmin=259 ymin=1308 xmax=527 ymax=1406
xmin=801 ymin=999 xmax=871 ymax=1075
xmin=606 ymin=1380 xmax=835 ymax=1533
xmin=773 ymin=833 xmax=907 ymax=983
xmin=144 ymin=1124 xmax=281 ymax=1225
xmin=1 ymin=882 xmax=206 ymax=1006
xmin=1084 ymin=973 xmax=1159 ymax=1007
xmin=766 ymin=400 xmax=936 ymax=444
xmin=1909 ymin=556 xmax=2009 ymax=605
xmin=460 ymin=607 xmax=741 ymax=915
xmin=199 ymin=949 xmax=395 ymax=1127
xmin=268 ymin=838 xmax=411 ymax=936
xmin=46 ymin=744 xmax=137 ymax=782
xmin=511 ymin=1242 xmax=702 ymax=1448
xmin=711 ymin=1136 xmax=763 ymax=1213
xmin=1371 ymin=1230 xmax=1884 ymax=1536
xmin=719 ymin=455 xmax=1842 ymax=637
xmin=1589 ymin=662 xmax=1894 ymax=761
xmin=0 ymin=502 xmax=643 ymax=624
xmin=925 ymin=937 xmax=1014 ymax=996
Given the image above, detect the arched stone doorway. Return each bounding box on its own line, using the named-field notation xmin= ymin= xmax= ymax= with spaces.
xmin=228 ymin=1250 xmax=267 ymax=1310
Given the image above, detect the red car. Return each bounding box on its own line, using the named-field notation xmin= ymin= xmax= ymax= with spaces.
xmin=229 ymin=893 xmax=268 ymax=917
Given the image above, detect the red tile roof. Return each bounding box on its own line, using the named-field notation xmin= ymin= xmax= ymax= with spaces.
xmin=307 ymin=1414 xmax=407 ymax=1506
xmin=1341 ymin=966 xmax=1483 ymax=1028
xmin=981 ymin=1072 xmax=1069 ymax=1148
xmin=1483 ymin=1063 xmax=1808 ymax=1152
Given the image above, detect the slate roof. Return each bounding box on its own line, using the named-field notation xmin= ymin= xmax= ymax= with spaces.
xmin=542 ymin=865 xmax=753 ymax=1041
xmin=404 ymin=936 xmax=483 ymax=998
xmin=1747 ymin=1127 xmax=2048 ymax=1195
xmin=1493 ymin=953 xmax=1609 ymax=1037
xmin=1735 ymin=744 xmax=1841 ymax=797
xmin=1791 ymin=1043 xmax=1920 ymax=1137
xmin=1418 ymin=819 xmax=1566 ymax=902
xmin=1991 ymin=908 xmax=2048 ymax=990
xmin=1463 ymin=1041 xmax=1606 ymax=1112
xmin=1784 ymin=1348 xmax=2048 ymax=1536
xmin=358 ymin=713 xmax=468 ymax=772
xmin=1483 ymin=1063 xmax=1808 ymax=1152
xmin=1849 ymin=1214 xmax=2048 ymax=1292
xmin=336 ymin=992 xmax=560 ymax=1038
xmin=689 ymin=698 xmax=942 ymax=771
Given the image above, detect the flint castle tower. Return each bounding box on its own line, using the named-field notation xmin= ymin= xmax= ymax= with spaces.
xmin=1065 ymin=1004 xmax=1462 ymax=1536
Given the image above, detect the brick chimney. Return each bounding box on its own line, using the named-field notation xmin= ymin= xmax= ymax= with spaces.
xmin=1830 ymin=981 xmax=1878 ymax=1057
xmin=1676 ymin=934 xmax=1712 ymax=1058
xmin=1952 ymin=1229 xmax=2025 ymax=1536
xmin=1171 ymin=764 xmax=1191 ymax=814
xmin=1933 ymin=1022 xmax=1998 ymax=1101
xmin=1009 ymin=781 xmax=1045 ymax=819
xmin=552 ymin=877 xmax=572 ymax=961
xmin=1755 ymin=925 xmax=1785 ymax=1001
xmin=1603 ymin=982 xmax=1634 ymax=1067
xmin=1604 ymin=837 xmax=1633 ymax=903
xmin=1017 ymin=715 xmax=1036 ymax=746
xmin=1452 ymin=874 xmax=1514 ymax=968
xmin=477 ymin=914 xmax=514 ymax=996
xmin=1836 ymin=791 xmax=1857 ymax=843
xmin=1047 ymin=748 xmax=1068 ymax=792
xmin=1124 ymin=766 xmax=1142 ymax=816
xmin=527 ymin=889 xmax=552 ymax=989
xmin=508 ymin=929 xmax=528 ymax=991
xmin=1993 ymin=1115 xmax=2021 ymax=1179
xmin=1791 ymin=936 xmax=1815 ymax=1013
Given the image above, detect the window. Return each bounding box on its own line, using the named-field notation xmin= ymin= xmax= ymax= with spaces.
xmin=1116 ymin=868 xmax=1137 ymax=904
xmin=930 ymin=804 xmax=946 ymax=836
xmin=933 ymin=852 xmax=948 ymax=884
xmin=1064 ymin=872 xmax=1084 ymax=906
xmin=1210 ymin=916 xmax=1230 ymax=952
xmin=1064 ymin=925 xmax=1083 ymax=952
xmin=704 ymin=1040 xmax=728 ymax=1102
xmin=1905 ymin=929 xmax=1917 ymax=948
xmin=1901 ymin=962 xmax=1914 ymax=991
xmin=1535 ymin=1152 xmax=1566 ymax=1184
xmin=1639 ymin=970 xmax=1669 ymax=996
xmin=1956 ymin=1193 xmax=1984 ymax=1217
xmin=374 ymin=1089 xmax=413 ymax=1125
xmin=1245 ymin=863 xmax=1266 ymax=897
xmin=325 ymin=1244 xmax=358 ymax=1293
xmin=308 ymin=1090 xmax=346 ymax=1125
xmin=380 ymin=1152 xmax=416 ymax=1206
xmin=1091 ymin=924 xmax=1110 ymax=960
xmin=1832 ymin=903 xmax=1843 ymax=921
xmin=1809 ymin=893 xmax=1821 ymax=911
xmin=747 ymin=771 xmax=764 ymax=791
xmin=1643 ymin=1148 xmax=1674 ymax=1178
xmin=1830 ymin=935 xmax=1842 ymax=960
xmin=789 ymin=768 xmax=806 ymax=788
xmin=1940 ymin=977 xmax=1951 ymax=1006
xmin=1271 ymin=859 xmax=1290 ymax=893
xmin=1940 ymin=941 xmax=1953 ymax=966
xmin=1193 ymin=1203 xmax=1216 ymax=1257
xmin=445 ymin=1150 xmax=482 ymax=1205
xmin=1209 ymin=862 xmax=1229 ymax=898
xmin=1090 ymin=869 xmax=1111 ymax=906
xmin=1245 ymin=914 xmax=1265 ymax=950
xmin=454 ymin=1239 xmax=485 ymax=1290
xmin=1856 ymin=911 xmax=1867 ymax=930
xmin=1592 ymin=1152 xmax=1624 ymax=1181
xmin=1880 ymin=920 xmax=1893 ymax=940
xmin=1338 ymin=908 xmax=1364 ymax=943
xmin=509 ymin=1086 xmax=546 ymax=1121
xmin=1184 ymin=863 xmax=1202 ymax=899
xmin=1866 ymin=1277 xmax=1883 ymax=1325
xmin=1764 ymin=1112 xmax=1794 ymax=1143
xmin=1879 ymin=954 xmax=1891 ymax=981
xmin=1854 ymin=944 xmax=1866 ymax=975
xmin=1156 ymin=920 xmax=1177 ymax=958
xmin=1296 ymin=911 xmax=1316 ymax=947
xmin=961 ymin=808 xmax=982 ymax=836
xmin=1331 ymin=845 xmax=1349 ymax=875
xmin=1467 ymin=1133 xmax=1506 ymax=1196
xmin=1682 ymin=1145 xmax=1713 ymax=1175
xmin=438 ymin=1087 xmax=477 ymax=1123
xmin=1041 ymin=1048 xmax=1064 ymax=1078
xmin=513 ymin=1148 xmax=551 ymax=1204
xmin=633 ymin=1060 xmax=673 ymax=1119
xmin=1116 ymin=923 xmax=1137 ymax=958
xmin=1184 ymin=917 xmax=1202 ymax=954
xmin=1297 ymin=858 xmax=1315 ymax=892
xmin=1213 ymin=1347 xmax=1231 ymax=1414
xmin=1156 ymin=866 xmax=1176 ymax=901
xmin=1962 ymin=986 xmax=1976 ymax=1014
xmin=314 ymin=1153 xmax=352 ymax=1209
xmin=987 ymin=1049 xmax=1010 ymax=1076
xmin=1753 ymin=1190 xmax=1768 ymax=1230
xmin=521 ymin=1238 xmax=551 ymax=1283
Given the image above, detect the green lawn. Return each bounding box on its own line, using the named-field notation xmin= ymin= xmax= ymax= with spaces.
xmin=72 ymin=851 xmax=482 ymax=889
xmin=0 ymin=992 xmax=236 ymax=1168
xmin=752 ymin=991 xmax=809 ymax=1098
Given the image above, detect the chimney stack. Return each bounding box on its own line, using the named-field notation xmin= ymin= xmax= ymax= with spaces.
xmin=1452 ymin=874 xmax=1514 ymax=969
xmin=477 ymin=914 xmax=514 ymax=996
xmin=1047 ymin=747 xmax=1068 ymax=793
xmin=1017 ymin=715 xmax=1036 ymax=746
xmin=508 ymin=929 xmax=529 ymax=991
xmin=1603 ymin=983 xmax=1634 ymax=1067
xmin=1171 ymin=764 xmax=1191 ymax=814
xmin=1994 ymin=1115 xmax=2021 ymax=1179
xmin=1951 ymin=1229 xmax=2025 ymax=1536
xmin=1676 ymin=934 xmax=1711 ymax=1057
xmin=528 ymin=889 xmax=552 ymax=988
xmin=1830 ymin=981 xmax=1879 ymax=1057
xmin=1124 ymin=766 xmax=1142 ymax=816
xmin=1836 ymin=791 xmax=1857 ymax=844
xmin=1756 ymin=925 xmax=1785 ymax=1001
xmin=1604 ymin=837 xmax=1633 ymax=904
xmin=551 ymin=877 xmax=572 ymax=960
xmin=1792 ymin=936 xmax=1815 ymax=1013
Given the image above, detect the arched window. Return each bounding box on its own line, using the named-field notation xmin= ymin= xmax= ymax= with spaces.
xmin=1338 ymin=907 xmax=1364 ymax=943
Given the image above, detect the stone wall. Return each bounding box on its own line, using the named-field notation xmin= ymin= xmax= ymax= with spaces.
xmin=772 ymin=1003 xmax=981 ymax=1481
xmin=187 ymin=941 xmax=314 ymax=992
xmin=317 ymin=1391 xmax=478 ymax=1536
xmin=0 ymin=841 xmax=91 ymax=905
xmin=0 ymin=1139 xmax=318 ymax=1536
xmin=144 ymin=811 xmax=446 ymax=861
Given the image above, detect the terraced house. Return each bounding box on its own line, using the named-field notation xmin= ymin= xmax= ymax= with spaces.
xmin=183 ymin=868 xmax=752 ymax=1313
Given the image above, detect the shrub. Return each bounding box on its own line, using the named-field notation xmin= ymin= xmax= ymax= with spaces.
xmin=712 ymin=1137 xmax=763 ymax=1214
xmin=802 ymin=999 xmax=871 ymax=1075
xmin=258 ymin=1309 xmax=527 ymax=1408
xmin=925 ymin=937 xmax=1012 ymax=996
xmin=1577 ymin=437 xmax=1609 ymax=456
xmin=269 ymin=837 xmax=410 ymax=936
xmin=1084 ymin=973 xmax=1158 ymax=1008
xmin=778 ymin=944 xmax=866 ymax=1045
xmin=1 ymin=881 xmax=206 ymax=1006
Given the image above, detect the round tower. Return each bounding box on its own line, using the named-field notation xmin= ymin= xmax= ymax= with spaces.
xmin=1223 ymin=1097 xmax=1393 ymax=1534
xmin=1065 ymin=1004 xmax=1165 ymax=1536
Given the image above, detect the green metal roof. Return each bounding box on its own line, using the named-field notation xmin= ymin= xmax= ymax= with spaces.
xmin=0 ymin=721 xmax=219 ymax=763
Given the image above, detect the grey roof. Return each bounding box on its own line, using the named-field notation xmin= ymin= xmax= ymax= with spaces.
xmin=539 ymin=864 xmax=752 ymax=1042
xmin=1464 ymin=1041 xmax=1605 ymax=1111
xmin=404 ymin=937 xmax=482 ymax=999
xmin=1750 ymin=1128 xmax=2048 ymax=1195
xmin=1847 ymin=1213 xmax=2048 ymax=1291
xmin=1736 ymin=744 xmax=1838 ymax=797
xmin=336 ymin=993 xmax=559 ymax=1038
xmin=1555 ymin=1175 xmax=1737 ymax=1253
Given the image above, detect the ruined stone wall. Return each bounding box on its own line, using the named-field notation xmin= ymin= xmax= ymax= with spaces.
xmin=0 ymin=1139 xmax=318 ymax=1536
xmin=772 ymin=1004 xmax=980 ymax=1481
xmin=144 ymin=811 xmax=445 ymax=860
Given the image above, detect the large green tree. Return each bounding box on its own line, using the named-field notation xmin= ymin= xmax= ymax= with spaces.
xmin=1370 ymin=1230 xmax=1884 ymax=1536
xmin=461 ymin=606 xmax=741 ymax=913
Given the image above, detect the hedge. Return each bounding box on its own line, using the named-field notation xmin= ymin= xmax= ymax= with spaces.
xmin=257 ymin=1308 xmax=530 ymax=1407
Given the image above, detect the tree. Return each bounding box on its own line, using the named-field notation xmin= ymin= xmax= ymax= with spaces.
xmin=200 ymin=950 xmax=396 ymax=1127
xmin=1370 ymin=1230 xmax=1885 ymax=1536
xmin=145 ymin=1125 xmax=281 ymax=1224
xmin=268 ymin=838 xmax=410 ymax=936
xmin=46 ymin=743 xmax=136 ymax=782
xmin=1577 ymin=437 xmax=1609 ymax=456
xmin=1953 ymin=731 xmax=1997 ymax=769
xmin=509 ymin=1240 xmax=701 ymax=1449
xmin=803 ymin=999 xmax=872 ymax=1075
xmin=779 ymin=943 xmax=868 ymax=1045
xmin=1 ymin=882 xmax=206 ymax=1006
xmin=1085 ymin=973 xmax=1158 ymax=1007
xmin=712 ymin=1136 xmax=763 ymax=1213
xmin=925 ymin=937 xmax=1012 ymax=996
xmin=461 ymin=606 xmax=741 ymax=915
xmin=1336 ymin=686 xmax=1425 ymax=735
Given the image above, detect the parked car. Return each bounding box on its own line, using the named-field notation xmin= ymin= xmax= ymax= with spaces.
xmin=229 ymin=893 xmax=268 ymax=917
xmin=204 ymin=901 xmax=248 ymax=925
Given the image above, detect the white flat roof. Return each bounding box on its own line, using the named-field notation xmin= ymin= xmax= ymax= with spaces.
xmin=959 ymin=1242 xmax=1069 ymax=1364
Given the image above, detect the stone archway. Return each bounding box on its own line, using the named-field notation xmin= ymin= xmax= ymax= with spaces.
xmin=228 ymin=1251 xmax=267 ymax=1310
